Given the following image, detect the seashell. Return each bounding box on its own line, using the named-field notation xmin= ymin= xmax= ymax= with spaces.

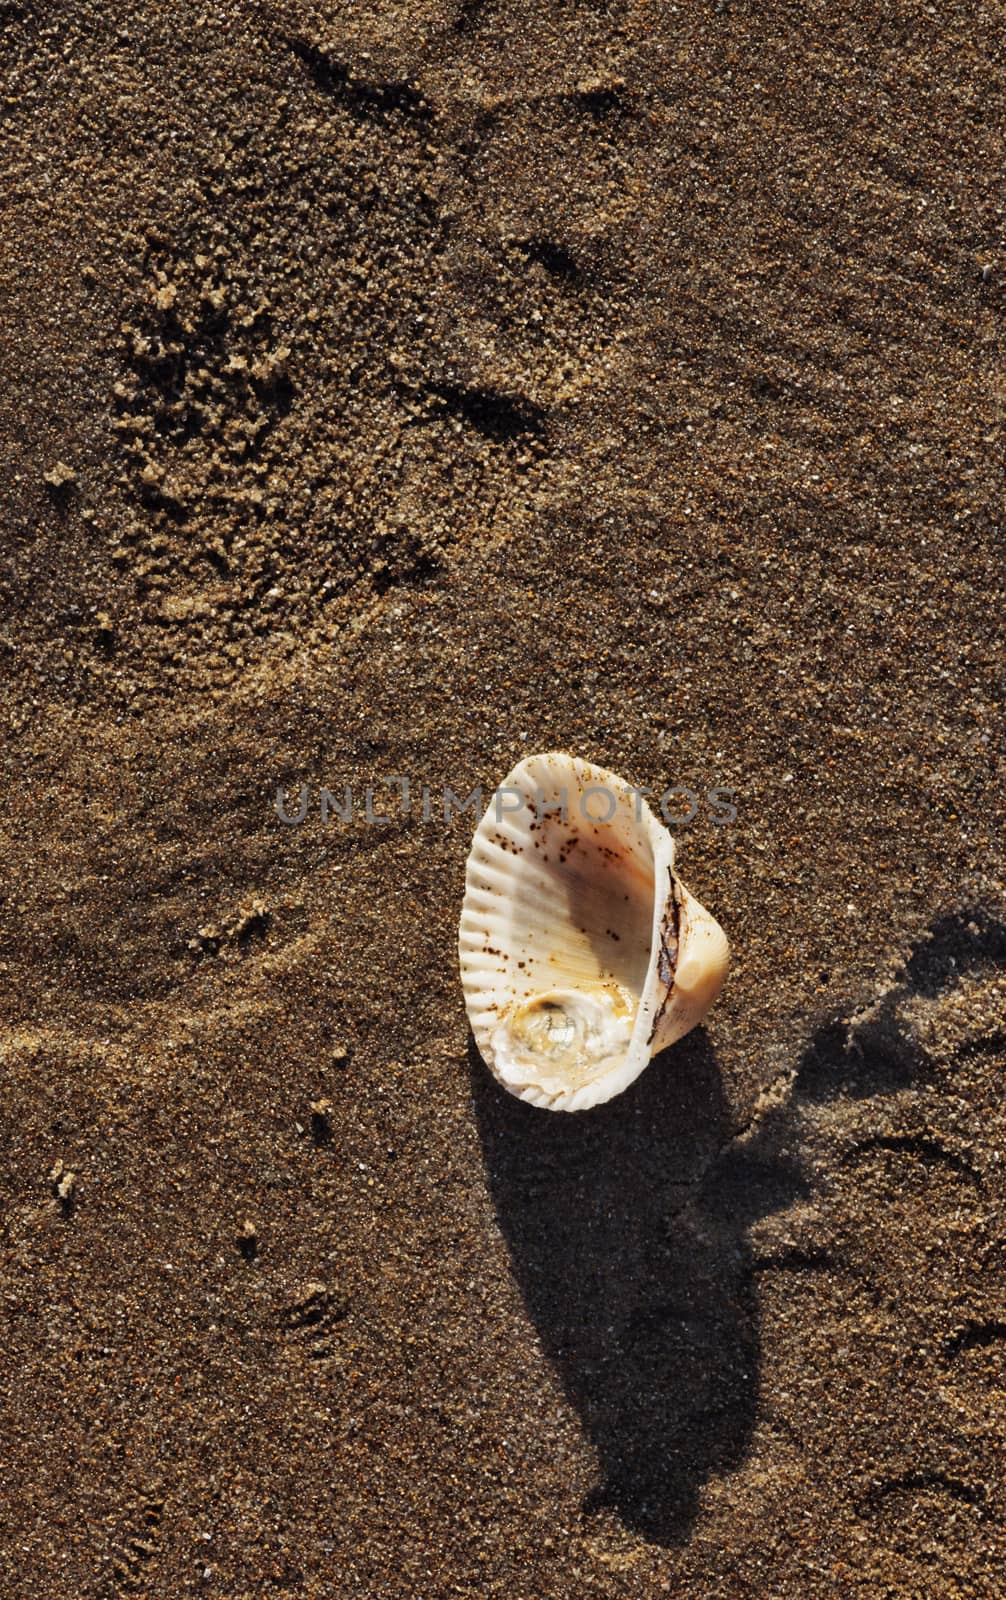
xmin=459 ymin=752 xmax=729 ymax=1111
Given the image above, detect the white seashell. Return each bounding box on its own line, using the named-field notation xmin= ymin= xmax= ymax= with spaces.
xmin=458 ymin=752 xmax=729 ymax=1112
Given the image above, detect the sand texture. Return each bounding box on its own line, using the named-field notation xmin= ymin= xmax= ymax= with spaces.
xmin=1 ymin=0 xmax=1005 ymax=1594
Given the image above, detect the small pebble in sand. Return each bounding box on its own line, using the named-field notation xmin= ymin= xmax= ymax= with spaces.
xmin=43 ymin=461 xmax=77 ymax=489
xmin=309 ymin=1098 xmax=334 ymax=1145
xmin=49 ymin=1161 xmax=77 ymax=1211
xmin=236 ymin=1220 xmax=259 ymax=1260
xmin=229 ymin=899 xmax=270 ymax=942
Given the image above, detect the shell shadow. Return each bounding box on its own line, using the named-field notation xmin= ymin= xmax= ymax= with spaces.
xmin=470 ymin=1028 xmax=804 ymax=1544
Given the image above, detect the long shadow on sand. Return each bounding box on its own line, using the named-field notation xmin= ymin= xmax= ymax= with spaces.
xmin=471 ymin=908 xmax=1006 ymax=1543
xmin=470 ymin=1029 xmax=803 ymax=1544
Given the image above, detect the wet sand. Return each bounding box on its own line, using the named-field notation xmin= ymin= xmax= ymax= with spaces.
xmin=1 ymin=0 xmax=1005 ymax=1594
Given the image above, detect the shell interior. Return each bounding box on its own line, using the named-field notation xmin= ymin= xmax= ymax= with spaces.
xmin=459 ymin=753 xmax=684 ymax=1110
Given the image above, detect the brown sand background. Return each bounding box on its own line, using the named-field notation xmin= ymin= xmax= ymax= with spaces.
xmin=2 ymin=0 xmax=1006 ymax=1594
